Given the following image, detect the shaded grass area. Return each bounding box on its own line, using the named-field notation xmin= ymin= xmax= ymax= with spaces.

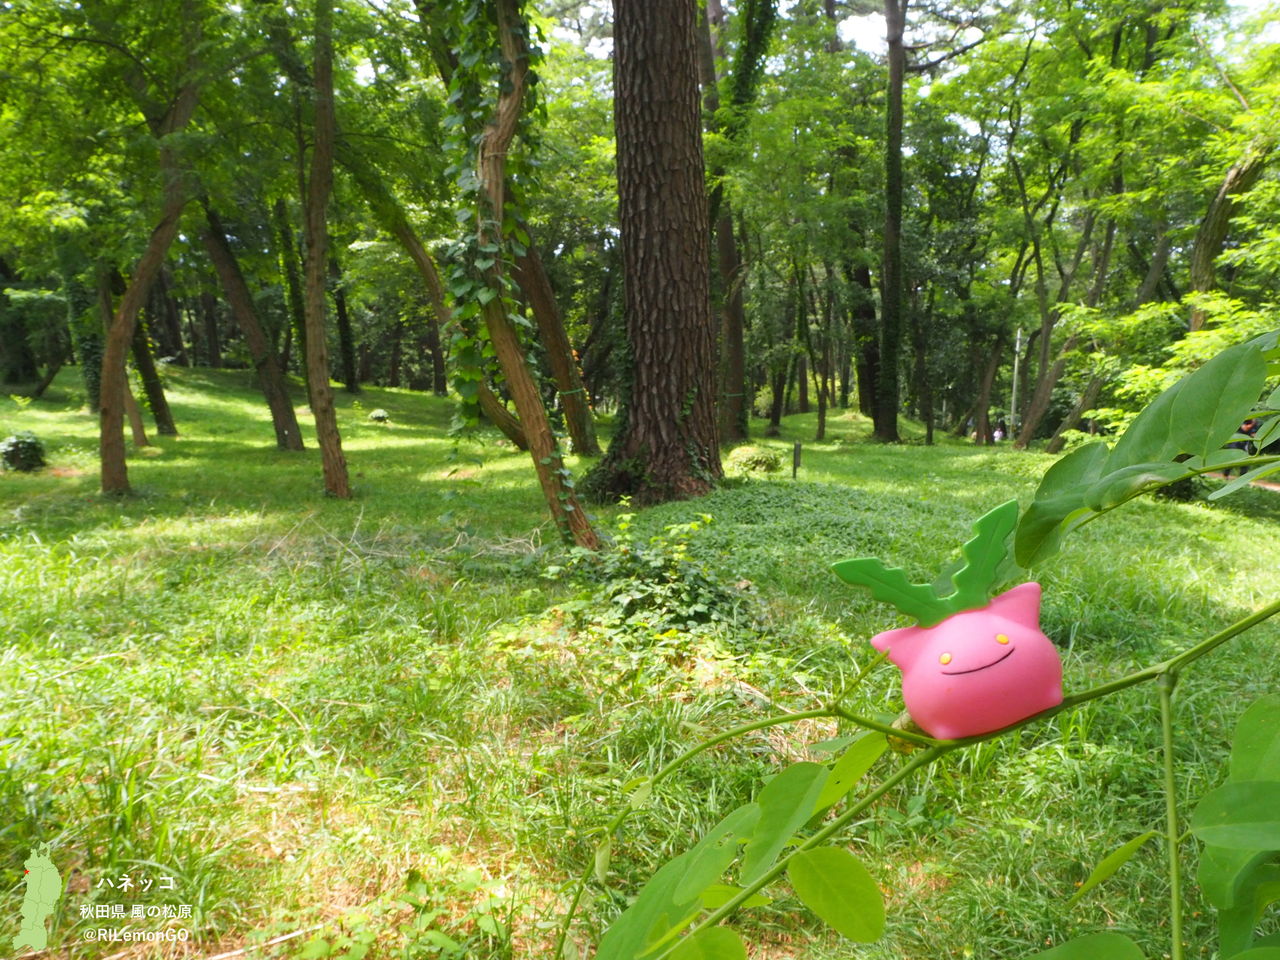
xmin=2 ymin=368 xmax=1278 ymax=958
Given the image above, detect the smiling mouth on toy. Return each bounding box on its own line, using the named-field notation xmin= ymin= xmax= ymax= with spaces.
xmin=940 ymin=647 xmax=1015 ymax=675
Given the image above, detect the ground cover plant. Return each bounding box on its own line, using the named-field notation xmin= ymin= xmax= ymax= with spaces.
xmin=2 ymin=363 xmax=1280 ymax=959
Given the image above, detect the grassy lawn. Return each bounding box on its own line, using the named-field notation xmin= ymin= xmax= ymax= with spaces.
xmin=3 ymin=366 xmax=1279 ymax=958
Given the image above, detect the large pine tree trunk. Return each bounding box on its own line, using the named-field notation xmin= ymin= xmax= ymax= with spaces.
xmin=600 ymin=0 xmax=722 ymax=503
xmin=203 ymin=206 xmax=305 ymax=450
xmin=301 ymin=0 xmax=350 ymax=498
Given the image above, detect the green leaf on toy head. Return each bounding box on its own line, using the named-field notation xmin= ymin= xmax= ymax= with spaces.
xmin=943 ymin=499 xmax=1020 ymax=608
xmin=831 ymin=558 xmax=953 ymax=626
xmin=837 ymin=501 xmax=1022 ymax=624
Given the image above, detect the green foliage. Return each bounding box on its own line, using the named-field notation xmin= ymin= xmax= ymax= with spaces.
xmin=0 ymin=430 xmax=46 ymax=471
xmin=1016 ymin=332 xmax=1280 ymax=568
xmin=554 ymin=511 xmax=747 ymax=635
xmin=723 ymin=446 xmax=782 ymax=475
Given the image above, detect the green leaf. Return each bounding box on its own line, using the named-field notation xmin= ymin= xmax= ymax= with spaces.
xmin=787 ymin=846 xmax=885 ymax=942
xmin=596 ymin=837 xmax=612 ymax=885
xmin=831 ymin=558 xmax=952 ymax=626
xmin=945 ymin=499 xmax=1020 ymax=610
xmin=1228 ymin=951 xmax=1280 ymax=959
xmin=1231 ymin=694 xmax=1280 ymax=783
xmin=1191 ymin=781 xmax=1280 ymax=849
xmin=697 ymin=884 xmax=772 ymax=910
xmin=1066 ymin=830 xmax=1158 ymax=907
xmin=813 ymin=734 xmax=888 ymax=814
xmin=1197 ymin=846 xmax=1272 ymax=909
xmin=1082 ymin=462 xmax=1188 ymax=511
xmin=1109 ymin=336 xmax=1270 ymax=469
xmin=666 ymin=927 xmax=746 ymax=960
xmin=477 ymin=286 xmax=497 ymax=305
xmin=739 ymin=763 xmax=828 ymax=884
xmin=297 ymin=937 xmax=333 ymax=959
xmin=1015 ymin=442 xmax=1109 ymax=567
xmin=1024 ymin=933 xmax=1146 ymax=959
xmin=1209 ymin=460 xmax=1280 ymax=501
xmin=672 ymin=804 xmax=761 ymax=902
xmin=1217 ymin=863 xmax=1280 ymax=957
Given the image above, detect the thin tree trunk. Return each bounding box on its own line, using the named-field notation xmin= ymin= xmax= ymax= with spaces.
xmin=510 ymin=243 xmax=600 ymax=454
xmin=477 ymin=382 xmax=528 ymax=450
xmin=1045 ymin=373 xmax=1104 ymax=454
xmin=301 ymin=0 xmax=351 ymax=498
xmin=767 ymin=368 xmax=786 ymax=437
xmin=1188 ymin=146 xmax=1270 ymax=330
xmin=875 ymin=0 xmax=906 ymax=442
xmin=274 ymin=198 xmax=308 ymax=383
xmin=426 ymin=303 xmax=447 ymax=396
xmin=973 ymin=335 xmax=1004 ymax=446
xmin=123 ymin=382 xmax=149 ymax=448
xmin=131 ymin=312 xmax=178 ymax=436
xmin=328 ymin=255 xmax=360 ymax=392
xmin=99 ymin=80 xmax=198 ymax=494
xmin=477 ymin=0 xmax=597 ymax=545
xmin=203 ymin=205 xmax=305 ymax=450
xmin=200 ymin=292 xmax=222 ymax=368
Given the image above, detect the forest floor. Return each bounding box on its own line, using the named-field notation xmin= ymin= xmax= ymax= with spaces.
xmin=3 ymin=366 xmax=1280 ymax=960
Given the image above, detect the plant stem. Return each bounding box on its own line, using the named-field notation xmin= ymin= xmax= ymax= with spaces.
xmin=1159 ymin=671 xmax=1184 ymax=960
xmin=551 ymin=705 xmax=836 ymax=959
xmin=648 ymin=746 xmax=954 ymax=960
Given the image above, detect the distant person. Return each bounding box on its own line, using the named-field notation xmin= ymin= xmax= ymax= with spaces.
xmin=1224 ymin=418 xmax=1260 ymax=476
xmin=994 ymin=419 xmax=1008 ymax=442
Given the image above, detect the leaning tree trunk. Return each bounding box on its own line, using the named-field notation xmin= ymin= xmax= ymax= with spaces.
xmin=301 ymin=0 xmax=351 ymax=498
xmin=475 ymin=0 xmax=597 ymax=546
xmin=510 ymin=243 xmax=600 ymax=455
xmin=599 ymin=0 xmax=722 ymax=503
xmin=99 ymin=82 xmax=198 ymax=494
xmin=131 ymin=312 xmax=178 ymax=436
xmin=203 ymin=205 xmax=305 ymax=450
xmin=478 ymin=383 xmax=528 ymax=450
xmin=1045 ymin=372 xmax=1105 ymax=454
xmin=1188 ymin=146 xmax=1270 ymax=331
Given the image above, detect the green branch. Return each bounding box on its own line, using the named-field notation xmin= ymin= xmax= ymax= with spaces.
xmin=1159 ymin=672 xmax=1184 ymax=960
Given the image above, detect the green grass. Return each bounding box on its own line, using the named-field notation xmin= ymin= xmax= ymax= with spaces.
xmin=2 ymin=367 xmax=1278 ymax=959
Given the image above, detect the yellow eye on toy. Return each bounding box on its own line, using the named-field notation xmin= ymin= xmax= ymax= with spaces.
xmin=996 ymin=633 xmax=1010 ymax=644
xmin=939 ymin=653 xmax=952 ymax=665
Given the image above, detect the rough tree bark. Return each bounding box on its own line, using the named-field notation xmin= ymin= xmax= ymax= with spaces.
xmin=598 ymin=0 xmax=722 ymax=503
xmin=301 ymin=0 xmax=350 ymax=498
xmin=203 ymin=205 xmax=305 ymax=450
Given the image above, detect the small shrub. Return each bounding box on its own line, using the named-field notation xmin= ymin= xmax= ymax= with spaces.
xmin=551 ymin=508 xmax=749 ymax=634
xmin=1 ymin=431 xmax=46 ymax=472
xmin=368 ymin=408 xmax=390 ymax=422
xmin=725 ymin=445 xmax=782 ymax=475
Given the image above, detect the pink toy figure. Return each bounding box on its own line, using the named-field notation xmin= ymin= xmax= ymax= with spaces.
xmin=870 ymin=582 xmax=1063 ymax=739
